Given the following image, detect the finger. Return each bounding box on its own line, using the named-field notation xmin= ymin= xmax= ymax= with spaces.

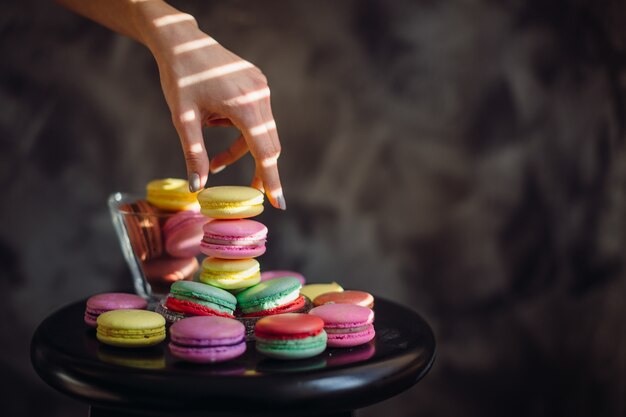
xmin=172 ymin=107 xmax=209 ymax=192
xmin=251 ymin=163 xmax=264 ymax=193
xmin=210 ymin=135 xmax=249 ymax=173
xmin=256 ymin=98 xmax=285 ymax=209
xmin=231 ymin=106 xmax=284 ymax=209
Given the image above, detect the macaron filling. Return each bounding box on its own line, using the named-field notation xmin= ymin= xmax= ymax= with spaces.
xmin=170 ymin=286 xmax=236 ymax=313
xmin=202 ymin=235 xmax=266 ymax=246
xmin=85 ymin=309 xmax=103 ymax=320
xmin=167 ymin=294 xmax=235 ymax=316
xmin=200 ymin=200 xmax=263 ymax=209
xmin=171 ymin=335 xmax=245 ymax=348
xmin=256 ymin=327 xmax=323 ymax=341
xmin=97 ymin=327 xmax=165 ymax=339
xmin=166 ymin=297 xmax=236 ymax=318
xmin=325 ymin=323 xmax=374 ymax=334
xmin=166 ymin=281 xmax=237 ymax=317
xmin=241 ymin=295 xmax=306 ymax=318
xmin=201 ymin=264 xmax=260 ymax=281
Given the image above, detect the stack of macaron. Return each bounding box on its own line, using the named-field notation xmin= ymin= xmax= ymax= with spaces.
xmin=159 ymin=186 xmax=313 ymax=333
xmin=196 ymin=186 xmax=267 ymax=292
xmin=161 ymin=186 xmax=268 ymax=320
xmin=121 ymin=178 xmax=207 ymax=295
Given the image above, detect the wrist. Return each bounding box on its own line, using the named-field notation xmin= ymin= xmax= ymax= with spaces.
xmin=130 ymin=0 xmax=200 ymax=58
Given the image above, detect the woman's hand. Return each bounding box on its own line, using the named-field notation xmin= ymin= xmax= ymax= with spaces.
xmin=57 ymin=0 xmax=285 ymax=209
xmin=145 ymin=17 xmax=284 ymax=208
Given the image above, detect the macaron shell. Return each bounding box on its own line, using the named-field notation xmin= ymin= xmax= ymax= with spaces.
xmin=163 ymin=211 xmax=208 ymax=258
xmin=255 ymin=313 xmax=325 ymax=338
xmin=85 ymin=293 xmax=148 ymax=327
xmin=170 ymin=316 xmax=245 ymax=346
xmin=300 ymin=282 xmax=344 ymax=300
xmin=313 ymin=290 xmax=374 ymax=308
xmin=198 ymin=186 xmax=264 ymax=219
xmin=308 ymin=304 xmax=375 ymax=327
xmin=261 ymin=270 xmax=306 ymax=285
xmin=146 ymin=178 xmax=201 ymax=211
xmin=170 ymin=280 xmax=237 ymax=310
xmin=236 ymin=277 xmax=302 ymax=314
xmin=256 ymin=331 xmax=327 ymax=360
xmin=202 ymin=219 xmax=268 ymax=240
xmin=87 ymin=293 xmax=148 ymax=311
xmin=170 ymin=341 xmax=246 ymax=363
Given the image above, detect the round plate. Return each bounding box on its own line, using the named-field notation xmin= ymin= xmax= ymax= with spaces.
xmin=31 ymin=297 xmax=435 ymax=415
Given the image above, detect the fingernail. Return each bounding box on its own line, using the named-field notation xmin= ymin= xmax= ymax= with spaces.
xmin=211 ymin=165 xmax=225 ymax=174
xmin=189 ymin=173 xmax=201 ymax=192
xmin=275 ymin=194 xmax=287 ymax=210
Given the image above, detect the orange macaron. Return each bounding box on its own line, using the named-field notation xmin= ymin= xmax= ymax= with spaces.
xmin=313 ymin=290 xmax=374 ymax=308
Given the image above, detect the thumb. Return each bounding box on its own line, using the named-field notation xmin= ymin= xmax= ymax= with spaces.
xmin=172 ymin=108 xmax=209 ymax=192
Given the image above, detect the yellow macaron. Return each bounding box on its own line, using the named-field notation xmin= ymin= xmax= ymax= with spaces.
xmin=199 ymin=258 xmax=261 ymax=290
xmin=96 ymin=309 xmax=166 ymax=348
xmin=300 ymin=282 xmax=344 ymax=301
xmin=146 ymin=178 xmax=201 ymax=211
xmin=197 ymin=186 xmax=264 ymax=219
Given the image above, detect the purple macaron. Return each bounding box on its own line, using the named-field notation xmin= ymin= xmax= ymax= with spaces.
xmin=84 ymin=293 xmax=148 ymax=327
xmin=309 ymin=304 xmax=375 ymax=348
xmin=169 ymin=316 xmax=246 ymax=363
xmin=200 ymin=219 xmax=267 ymax=259
xmin=260 ymin=270 xmax=306 ymax=285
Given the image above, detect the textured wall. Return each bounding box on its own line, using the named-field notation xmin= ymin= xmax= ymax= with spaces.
xmin=1 ymin=0 xmax=626 ymax=416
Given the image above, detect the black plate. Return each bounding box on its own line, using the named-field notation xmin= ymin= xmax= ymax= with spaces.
xmin=31 ymin=297 xmax=435 ymax=416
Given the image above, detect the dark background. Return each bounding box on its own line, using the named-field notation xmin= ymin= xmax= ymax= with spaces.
xmin=1 ymin=0 xmax=625 ymax=416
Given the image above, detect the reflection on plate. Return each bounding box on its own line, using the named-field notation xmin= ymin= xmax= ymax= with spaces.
xmin=256 ymin=355 xmax=327 ymax=374
xmin=97 ymin=345 xmax=166 ymax=370
xmin=171 ymin=359 xmax=247 ymax=376
xmin=326 ymin=341 xmax=376 ymax=367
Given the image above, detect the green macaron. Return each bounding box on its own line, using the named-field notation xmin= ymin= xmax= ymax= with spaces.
xmin=256 ymin=332 xmax=328 ymax=359
xmin=236 ymin=277 xmax=302 ymax=315
xmin=167 ymin=281 xmax=237 ymax=317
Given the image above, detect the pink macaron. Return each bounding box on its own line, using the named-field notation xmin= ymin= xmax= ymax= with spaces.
xmin=84 ymin=293 xmax=148 ymax=327
xmin=260 ymin=270 xmax=306 ymax=285
xmin=309 ymin=304 xmax=375 ymax=348
xmin=169 ymin=316 xmax=246 ymax=363
xmin=163 ymin=210 xmax=209 ymax=258
xmin=200 ymin=219 xmax=267 ymax=259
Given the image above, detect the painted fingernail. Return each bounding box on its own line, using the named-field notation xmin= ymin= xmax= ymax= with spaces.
xmin=275 ymin=194 xmax=287 ymax=210
xmin=210 ymin=165 xmax=225 ymax=174
xmin=189 ymin=173 xmax=201 ymax=192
